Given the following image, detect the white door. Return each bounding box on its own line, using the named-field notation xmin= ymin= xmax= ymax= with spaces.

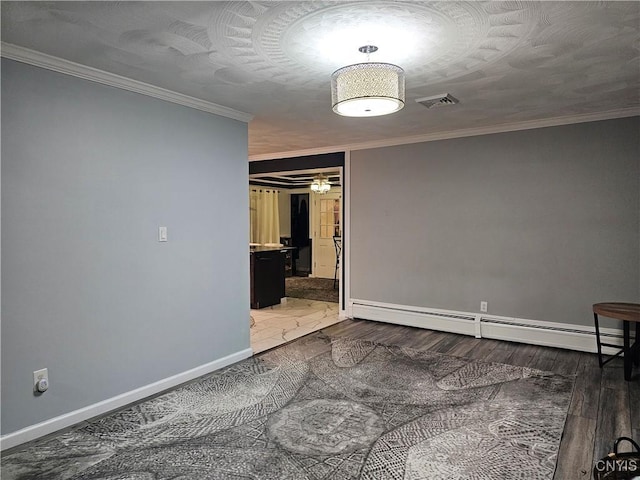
xmin=312 ymin=191 xmax=341 ymax=279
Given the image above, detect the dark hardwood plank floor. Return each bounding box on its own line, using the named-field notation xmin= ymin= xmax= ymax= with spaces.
xmin=322 ymin=318 xmax=640 ymax=480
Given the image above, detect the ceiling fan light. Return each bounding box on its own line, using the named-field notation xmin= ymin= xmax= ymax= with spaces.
xmin=311 ymin=175 xmax=331 ymax=194
xmin=331 ymin=62 xmax=405 ymax=117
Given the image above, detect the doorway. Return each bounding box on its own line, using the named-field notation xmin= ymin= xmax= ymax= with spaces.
xmin=290 ymin=193 xmax=311 ymax=276
xmin=248 ymin=153 xmax=346 ymax=353
xmin=311 ymin=191 xmax=341 ymax=280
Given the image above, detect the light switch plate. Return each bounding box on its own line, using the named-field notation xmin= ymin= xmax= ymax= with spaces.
xmin=158 ymin=226 xmax=168 ymax=242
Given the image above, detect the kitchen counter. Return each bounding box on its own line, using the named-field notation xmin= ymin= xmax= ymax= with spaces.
xmin=249 ymin=246 xmax=297 ymax=309
xmin=250 ymin=245 xmax=296 ymax=253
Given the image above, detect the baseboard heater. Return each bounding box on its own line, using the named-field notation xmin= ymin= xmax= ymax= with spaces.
xmin=350 ymin=299 xmax=623 ymax=355
xmin=351 ymin=300 xmax=477 ymax=337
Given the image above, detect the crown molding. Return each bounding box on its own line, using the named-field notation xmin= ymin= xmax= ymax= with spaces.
xmin=2 ymin=43 xmax=636 ymax=156
xmin=249 ymin=107 xmax=640 ymax=161
xmin=1 ymin=42 xmax=253 ymax=123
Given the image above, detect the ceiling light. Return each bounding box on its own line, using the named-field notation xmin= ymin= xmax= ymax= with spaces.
xmin=310 ymin=175 xmax=331 ymax=194
xmin=331 ymin=45 xmax=405 ymax=117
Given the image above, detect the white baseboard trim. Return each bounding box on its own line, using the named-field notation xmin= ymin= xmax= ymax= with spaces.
xmin=350 ymin=299 xmax=624 ymax=355
xmin=0 ymin=348 xmax=253 ymax=451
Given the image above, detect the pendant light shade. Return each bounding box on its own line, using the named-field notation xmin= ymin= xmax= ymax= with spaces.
xmin=331 ymin=46 xmax=405 ymax=117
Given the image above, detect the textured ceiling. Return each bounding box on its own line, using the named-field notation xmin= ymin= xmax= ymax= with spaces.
xmin=2 ymin=1 xmax=639 ymax=158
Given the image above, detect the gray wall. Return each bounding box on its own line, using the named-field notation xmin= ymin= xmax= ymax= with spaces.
xmin=350 ymin=117 xmax=639 ymax=327
xmin=1 ymin=59 xmax=250 ymax=435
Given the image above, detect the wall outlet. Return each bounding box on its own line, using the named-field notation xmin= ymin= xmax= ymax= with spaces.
xmin=33 ymin=368 xmax=49 ymax=394
xmin=480 ymin=301 xmax=488 ymax=313
xmin=158 ymin=226 xmax=168 ymax=242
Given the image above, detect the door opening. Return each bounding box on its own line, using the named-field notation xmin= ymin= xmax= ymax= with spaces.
xmin=290 ymin=193 xmax=311 ymax=276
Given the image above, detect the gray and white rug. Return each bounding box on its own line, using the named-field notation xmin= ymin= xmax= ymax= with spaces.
xmin=285 ymin=276 xmax=339 ymax=303
xmin=2 ymin=333 xmax=574 ymax=479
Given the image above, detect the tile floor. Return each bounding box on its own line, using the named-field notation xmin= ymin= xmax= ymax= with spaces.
xmin=250 ymin=297 xmax=342 ymax=353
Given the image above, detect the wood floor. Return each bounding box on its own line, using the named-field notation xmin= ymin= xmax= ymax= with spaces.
xmin=322 ymin=318 xmax=640 ymax=480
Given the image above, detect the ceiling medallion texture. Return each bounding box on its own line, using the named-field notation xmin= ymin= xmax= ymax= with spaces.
xmin=219 ymin=1 xmax=537 ymax=88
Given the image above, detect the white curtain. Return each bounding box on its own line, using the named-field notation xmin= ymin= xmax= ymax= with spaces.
xmin=249 ymin=189 xmax=280 ymax=244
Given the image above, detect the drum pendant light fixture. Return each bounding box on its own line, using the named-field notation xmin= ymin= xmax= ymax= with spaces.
xmin=331 ymin=45 xmax=405 ymax=117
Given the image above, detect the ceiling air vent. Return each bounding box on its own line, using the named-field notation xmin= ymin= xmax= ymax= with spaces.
xmin=415 ymin=93 xmax=459 ymax=109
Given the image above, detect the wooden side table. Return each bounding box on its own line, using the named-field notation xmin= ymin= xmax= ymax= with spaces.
xmin=593 ymin=302 xmax=640 ymax=381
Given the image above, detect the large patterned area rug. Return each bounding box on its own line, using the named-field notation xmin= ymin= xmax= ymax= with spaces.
xmin=2 ymin=333 xmax=574 ymax=479
xmin=285 ymin=276 xmax=339 ymax=303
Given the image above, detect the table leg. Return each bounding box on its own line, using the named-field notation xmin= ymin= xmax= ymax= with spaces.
xmin=594 ymin=312 xmax=604 ymax=368
xmin=623 ymin=320 xmax=631 ymax=381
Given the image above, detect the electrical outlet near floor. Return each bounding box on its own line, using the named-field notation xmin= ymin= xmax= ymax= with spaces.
xmin=480 ymin=301 xmax=488 ymax=313
xmin=33 ymin=368 xmax=49 ymax=394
